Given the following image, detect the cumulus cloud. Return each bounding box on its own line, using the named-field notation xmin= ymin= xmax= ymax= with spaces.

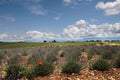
xmin=0 ymin=34 xmax=9 ymax=39
xmin=96 ymin=0 xmax=120 ymax=16
xmin=75 ymin=20 xmax=87 ymax=26
xmin=0 ymin=33 xmax=22 ymax=40
xmin=25 ymin=31 xmax=61 ymax=40
xmin=62 ymin=20 xmax=120 ymax=39
xmin=0 ymin=16 xmax=15 ymax=22
xmin=0 ymin=20 xmax=120 ymax=41
xmin=0 ymin=31 xmax=61 ymax=41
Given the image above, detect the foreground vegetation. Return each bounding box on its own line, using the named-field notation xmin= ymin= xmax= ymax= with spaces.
xmin=0 ymin=41 xmax=120 ymax=79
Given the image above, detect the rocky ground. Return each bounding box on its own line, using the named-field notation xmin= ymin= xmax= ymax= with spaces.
xmin=20 ymin=68 xmax=120 ymax=80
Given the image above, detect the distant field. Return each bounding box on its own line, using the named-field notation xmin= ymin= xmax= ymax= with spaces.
xmin=0 ymin=41 xmax=120 ymax=49
xmin=108 ymin=41 xmax=120 ymax=44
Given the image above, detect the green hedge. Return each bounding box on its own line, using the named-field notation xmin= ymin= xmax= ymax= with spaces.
xmin=115 ymin=56 xmax=120 ymax=68
xmin=62 ymin=61 xmax=81 ymax=74
xmin=5 ymin=64 xmax=25 ymax=80
xmin=92 ymin=59 xmax=110 ymax=71
xmin=34 ymin=62 xmax=54 ymax=77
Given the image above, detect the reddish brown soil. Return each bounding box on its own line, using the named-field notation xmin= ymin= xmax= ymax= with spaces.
xmin=21 ymin=68 xmax=120 ymax=80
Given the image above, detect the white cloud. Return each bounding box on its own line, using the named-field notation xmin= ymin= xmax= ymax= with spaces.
xmin=75 ymin=20 xmax=87 ymax=26
xmin=63 ymin=0 xmax=93 ymax=6
xmin=0 ymin=33 xmax=22 ymax=40
xmin=24 ymin=0 xmax=47 ymax=16
xmin=25 ymin=31 xmax=61 ymax=40
xmin=96 ymin=0 xmax=120 ymax=16
xmin=0 ymin=20 xmax=120 ymax=41
xmin=27 ymin=5 xmax=47 ymax=15
xmin=0 ymin=16 xmax=15 ymax=22
xmin=26 ymin=0 xmax=42 ymax=3
xmin=62 ymin=20 xmax=120 ymax=39
xmin=0 ymin=0 xmax=47 ymax=16
xmin=0 ymin=34 xmax=9 ymax=39
xmin=0 ymin=31 xmax=60 ymax=41
xmin=63 ymin=0 xmax=75 ymax=6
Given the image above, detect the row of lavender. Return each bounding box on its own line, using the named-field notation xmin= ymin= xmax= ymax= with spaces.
xmin=0 ymin=45 xmax=120 ymax=80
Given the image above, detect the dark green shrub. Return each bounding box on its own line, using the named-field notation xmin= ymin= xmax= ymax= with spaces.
xmin=46 ymin=53 xmax=57 ymax=64
xmin=8 ymin=55 xmax=20 ymax=65
xmin=5 ymin=64 xmax=25 ymax=80
xmin=81 ymin=48 xmax=85 ymax=52
xmin=87 ymin=53 xmax=94 ymax=60
xmin=102 ymin=52 xmax=113 ymax=60
xmin=62 ymin=61 xmax=81 ymax=74
xmin=115 ymin=56 xmax=120 ymax=68
xmin=65 ymin=52 xmax=80 ymax=63
xmin=92 ymin=59 xmax=110 ymax=71
xmin=22 ymin=50 xmax=28 ymax=56
xmin=24 ymin=68 xmax=34 ymax=80
xmin=34 ymin=62 xmax=54 ymax=77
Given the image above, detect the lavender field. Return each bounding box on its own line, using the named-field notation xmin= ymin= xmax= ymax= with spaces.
xmin=0 ymin=41 xmax=120 ymax=80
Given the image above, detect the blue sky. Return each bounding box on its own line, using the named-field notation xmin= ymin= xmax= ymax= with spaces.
xmin=0 ymin=0 xmax=120 ymax=41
